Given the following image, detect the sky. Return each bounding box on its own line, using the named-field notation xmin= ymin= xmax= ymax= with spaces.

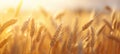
xmin=0 ymin=0 xmax=120 ymax=13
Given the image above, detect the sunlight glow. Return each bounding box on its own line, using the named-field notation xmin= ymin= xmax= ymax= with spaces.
xmin=0 ymin=0 xmax=119 ymax=13
xmin=0 ymin=0 xmax=39 ymax=10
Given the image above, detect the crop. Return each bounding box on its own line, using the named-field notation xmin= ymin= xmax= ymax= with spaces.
xmin=0 ymin=4 xmax=120 ymax=54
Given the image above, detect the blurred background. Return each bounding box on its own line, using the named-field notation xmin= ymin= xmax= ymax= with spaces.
xmin=0 ymin=0 xmax=120 ymax=13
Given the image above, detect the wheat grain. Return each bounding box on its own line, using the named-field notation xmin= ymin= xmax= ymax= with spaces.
xmin=50 ymin=18 xmax=58 ymax=28
xmin=67 ymin=32 xmax=73 ymax=53
xmin=40 ymin=8 xmax=49 ymax=17
xmin=50 ymin=24 xmax=62 ymax=47
xmin=49 ymin=24 xmax=62 ymax=54
xmin=82 ymin=19 xmax=94 ymax=31
xmin=38 ymin=28 xmax=46 ymax=47
xmin=0 ymin=19 xmax=17 ymax=35
xmin=106 ymin=35 xmax=120 ymax=43
xmin=0 ymin=5 xmax=120 ymax=54
xmin=112 ymin=19 xmax=116 ymax=30
xmin=103 ymin=19 xmax=112 ymax=30
xmin=35 ymin=25 xmax=44 ymax=42
xmin=0 ymin=35 xmax=11 ymax=48
xmin=72 ymin=17 xmax=79 ymax=45
xmin=105 ymin=6 xmax=112 ymax=12
xmin=97 ymin=24 xmax=106 ymax=35
xmin=90 ymin=27 xmax=95 ymax=54
xmin=30 ymin=18 xmax=35 ymax=38
xmin=111 ymin=11 xmax=116 ymax=23
xmin=55 ymin=11 xmax=65 ymax=20
xmin=51 ymin=39 xmax=60 ymax=54
xmin=21 ymin=18 xmax=30 ymax=33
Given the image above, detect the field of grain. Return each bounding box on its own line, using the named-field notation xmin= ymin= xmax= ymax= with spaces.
xmin=0 ymin=2 xmax=120 ymax=54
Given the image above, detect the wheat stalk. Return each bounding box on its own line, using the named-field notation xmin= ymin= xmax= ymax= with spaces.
xmin=82 ymin=19 xmax=94 ymax=31
xmin=30 ymin=18 xmax=35 ymax=38
xmin=0 ymin=35 xmax=11 ymax=48
xmin=14 ymin=0 xmax=23 ymax=17
xmin=0 ymin=5 xmax=120 ymax=54
xmin=0 ymin=19 xmax=17 ymax=35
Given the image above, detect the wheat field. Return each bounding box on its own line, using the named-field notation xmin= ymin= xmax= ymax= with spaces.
xmin=0 ymin=2 xmax=120 ymax=54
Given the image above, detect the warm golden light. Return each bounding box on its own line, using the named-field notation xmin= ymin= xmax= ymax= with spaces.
xmin=0 ymin=0 xmax=119 ymax=13
xmin=0 ymin=0 xmax=120 ymax=54
xmin=0 ymin=0 xmax=40 ymax=10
